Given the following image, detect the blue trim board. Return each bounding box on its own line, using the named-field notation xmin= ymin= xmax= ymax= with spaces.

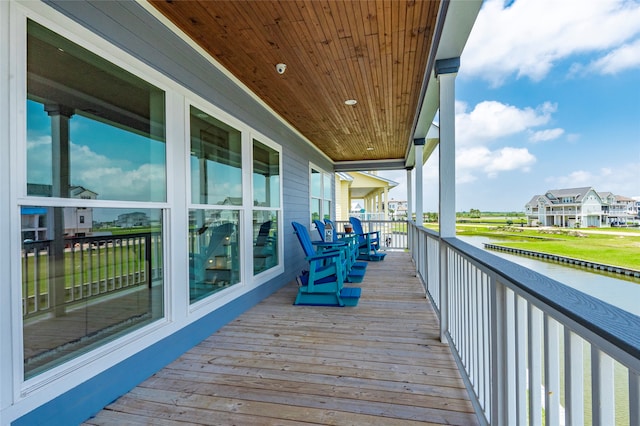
xmin=13 ymin=278 xmax=287 ymax=426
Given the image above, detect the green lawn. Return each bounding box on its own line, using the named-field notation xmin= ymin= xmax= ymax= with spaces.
xmin=422 ymin=223 xmax=640 ymax=271
xmin=455 ymin=225 xmax=640 ymax=270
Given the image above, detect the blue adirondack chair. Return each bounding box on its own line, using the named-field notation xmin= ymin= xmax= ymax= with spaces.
xmin=322 ymin=219 xmax=368 ymax=273
xmin=254 ymin=220 xmax=276 ymax=273
xmin=189 ymin=222 xmax=236 ymax=283
xmin=312 ymin=219 xmax=366 ymax=283
xmin=349 ymin=216 xmax=386 ymax=261
xmin=292 ymin=221 xmax=361 ymax=306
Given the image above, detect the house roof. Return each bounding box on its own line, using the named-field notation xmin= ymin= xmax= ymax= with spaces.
xmin=147 ymin=1 xmax=482 ymax=171
xmin=525 ymin=187 xmax=637 ymax=208
xmin=544 ymin=187 xmax=596 ymax=203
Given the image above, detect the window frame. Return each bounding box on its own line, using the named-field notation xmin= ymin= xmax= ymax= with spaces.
xmin=309 ymin=163 xmax=332 ymax=229
xmin=250 ymin=135 xmax=284 ymax=279
xmin=7 ymin=0 xmax=288 ymax=404
xmin=11 ymin=5 xmax=177 ymax=395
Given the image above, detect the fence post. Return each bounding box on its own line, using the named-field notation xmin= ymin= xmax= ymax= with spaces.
xmin=490 ymin=275 xmax=506 ymax=425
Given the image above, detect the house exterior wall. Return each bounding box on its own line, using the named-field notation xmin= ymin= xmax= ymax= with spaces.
xmin=1 ymin=1 xmax=333 ymax=424
xmin=335 ymin=176 xmax=351 ymax=221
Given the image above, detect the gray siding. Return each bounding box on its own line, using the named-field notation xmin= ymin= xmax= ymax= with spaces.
xmin=44 ymin=0 xmax=334 ymax=283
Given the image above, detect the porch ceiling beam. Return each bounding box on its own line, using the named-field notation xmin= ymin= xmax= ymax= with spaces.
xmin=333 ymin=159 xmax=406 ymax=173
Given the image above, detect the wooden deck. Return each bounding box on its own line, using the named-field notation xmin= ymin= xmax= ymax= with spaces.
xmin=84 ymin=252 xmax=479 ymax=425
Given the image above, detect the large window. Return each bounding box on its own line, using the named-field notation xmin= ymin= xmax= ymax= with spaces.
xmin=253 ymin=140 xmax=280 ymax=275
xmin=310 ymin=165 xmax=332 ymax=224
xmin=23 ymin=20 xmax=166 ymax=379
xmin=190 ymin=106 xmax=242 ymax=206
xmin=26 ymin=22 xmax=166 ymax=202
xmin=189 ymin=106 xmax=243 ymax=302
xmin=188 ymin=209 xmax=240 ymax=303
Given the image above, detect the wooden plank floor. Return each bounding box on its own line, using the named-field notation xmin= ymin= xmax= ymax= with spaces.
xmin=85 ymin=252 xmax=479 ymax=425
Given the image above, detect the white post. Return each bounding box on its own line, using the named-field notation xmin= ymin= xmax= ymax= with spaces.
xmin=406 ymin=168 xmax=413 ymax=222
xmin=436 ymin=58 xmax=459 ymax=343
xmin=383 ymin=186 xmax=389 ymax=220
xmin=415 ymin=141 xmax=424 ymax=227
xmin=437 ymin=59 xmax=458 ymax=239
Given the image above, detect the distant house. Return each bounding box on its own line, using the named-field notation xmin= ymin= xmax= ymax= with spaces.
xmin=525 ymin=187 xmax=636 ymax=227
xmin=115 ymin=212 xmax=150 ymax=228
xmin=22 ymin=185 xmax=97 ymax=239
xmin=599 ymin=193 xmax=638 ymax=224
xmin=388 ymin=199 xmax=408 ymax=219
xmin=335 ymin=171 xmax=398 ymax=221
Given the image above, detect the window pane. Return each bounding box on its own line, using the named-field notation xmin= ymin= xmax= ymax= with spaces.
xmin=323 ymin=173 xmax=332 ymax=199
xmin=253 ymin=140 xmax=280 ymax=208
xmin=310 ymin=168 xmax=321 ymax=198
xmin=190 ymin=106 xmax=242 ymax=205
xmin=188 ymin=209 xmax=240 ymax=303
xmin=26 ymin=21 xmax=166 ymax=202
xmin=21 ymin=207 xmax=164 ymax=379
xmin=253 ymin=211 xmax=278 ymax=275
xmin=311 ymin=198 xmax=320 ymax=222
xmin=323 ymin=200 xmax=331 ymax=220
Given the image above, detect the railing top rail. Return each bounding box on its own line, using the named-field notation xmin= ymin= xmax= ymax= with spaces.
xmin=442 ymin=234 xmax=640 ymax=360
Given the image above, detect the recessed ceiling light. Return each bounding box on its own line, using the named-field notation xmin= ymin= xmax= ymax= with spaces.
xmin=366 ymin=147 xmax=374 ymax=151
xmin=344 ymin=99 xmax=357 ymax=106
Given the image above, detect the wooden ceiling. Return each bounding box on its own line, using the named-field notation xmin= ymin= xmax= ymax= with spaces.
xmin=150 ymin=0 xmax=440 ymax=165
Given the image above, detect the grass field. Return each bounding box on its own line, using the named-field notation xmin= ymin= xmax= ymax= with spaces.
xmin=452 ymin=224 xmax=640 ymax=270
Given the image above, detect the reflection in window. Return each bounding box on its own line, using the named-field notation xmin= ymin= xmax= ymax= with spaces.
xmin=253 ymin=211 xmax=278 ymax=275
xmin=253 ymin=140 xmax=280 ymax=208
xmin=310 ymin=166 xmax=331 ymax=222
xmin=26 ymin=20 xmax=166 ymax=202
xmin=189 ymin=209 xmax=240 ymax=303
xmin=21 ymin=207 xmax=164 ymax=379
xmin=190 ymin=106 xmax=242 ymax=205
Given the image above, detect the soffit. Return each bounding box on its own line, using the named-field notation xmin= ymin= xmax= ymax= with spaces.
xmin=149 ymin=0 xmax=440 ymax=165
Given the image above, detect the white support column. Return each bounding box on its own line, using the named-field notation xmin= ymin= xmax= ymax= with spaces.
xmin=383 ymin=187 xmax=389 ymax=220
xmin=437 ymin=58 xmax=458 ymax=239
xmin=406 ymin=168 xmax=413 ymax=222
xmin=436 ymin=58 xmax=459 ymax=344
xmin=415 ymin=140 xmax=424 ymax=227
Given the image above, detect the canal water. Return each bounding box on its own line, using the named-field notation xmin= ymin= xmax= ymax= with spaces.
xmin=458 ymin=236 xmax=640 ymax=317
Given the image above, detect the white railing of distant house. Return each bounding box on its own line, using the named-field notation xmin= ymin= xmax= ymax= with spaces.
xmin=408 ymin=221 xmax=640 ymax=426
xmin=333 ymin=219 xmax=408 ymax=251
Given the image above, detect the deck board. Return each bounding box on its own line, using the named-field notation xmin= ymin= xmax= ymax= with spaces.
xmin=84 ymin=252 xmax=479 ymax=425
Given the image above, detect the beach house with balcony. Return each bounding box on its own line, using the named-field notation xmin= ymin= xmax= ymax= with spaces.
xmin=525 ymin=186 xmax=638 ymax=227
xmin=2 ymin=1 xmax=639 ymax=425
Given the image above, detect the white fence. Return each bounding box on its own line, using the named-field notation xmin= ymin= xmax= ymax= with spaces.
xmin=408 ymin=222 xmax=640 ymax=425
xmin=333 ymin=219 xmax=408 ymax=250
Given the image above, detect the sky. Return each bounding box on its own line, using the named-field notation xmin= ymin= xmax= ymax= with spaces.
xmin=380 ymin=0 xmax=640 ymax=213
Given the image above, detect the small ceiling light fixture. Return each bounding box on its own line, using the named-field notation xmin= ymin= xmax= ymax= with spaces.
xmin=366 ymin=147 xmax=374 ymax=151
xmin=276 ymin=63 xmax=287 ymax=74
xmin=344 ymin=99 xmax=358 ymax=106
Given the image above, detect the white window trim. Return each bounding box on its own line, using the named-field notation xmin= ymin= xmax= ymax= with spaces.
xmin=309 ymin=162 xmax=333 ymax=229
xmin=249 ymin=131 xmax=284 ymax=285
xmin=6 ymin=1 xmax=287 ymax=415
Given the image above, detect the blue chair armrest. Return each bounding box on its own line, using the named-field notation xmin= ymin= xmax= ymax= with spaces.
xmin=305 ymin=251 xmax=341 ymax=262
xmin=312 ymin=241 xmax=347 ymax=248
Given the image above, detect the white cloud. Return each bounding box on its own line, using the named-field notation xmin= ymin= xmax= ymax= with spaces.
xmin=26 ymin=137 xmax=166 ymax=201
xmin=529 ymin=128 xmax=565 ymax=143
xmin=545 ymin=163 xmax=640 ymax=195
xmin=586 ymin=38 xmax=640 ymax=75
xmin=462 ymin=0 xmax=640 ymax=85
xmin=457 ymin=146 xmax=536 ymax=180
xmin=456 ymin=100 xmax=557 ymax=146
